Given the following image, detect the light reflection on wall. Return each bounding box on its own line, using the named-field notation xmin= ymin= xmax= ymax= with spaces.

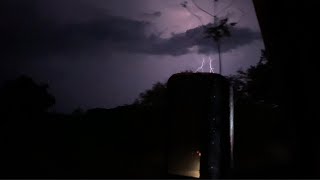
xmin=168 ymin=149 xmax=200 ymax=178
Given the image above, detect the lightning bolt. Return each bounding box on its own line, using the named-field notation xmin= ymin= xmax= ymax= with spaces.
xmin=195 ymin=57 xmax=205 ymax=72
xmin=194 ymin=56 xmax=215 ymax=73
xmin=209 ymin=56 xmax=215 ymax=73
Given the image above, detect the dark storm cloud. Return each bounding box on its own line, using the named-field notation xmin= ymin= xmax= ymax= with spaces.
xmin=1 ymin=0 xmax=260 ymax=59
xmin=182 ymin=25 xmax=262 ymax=55
xmin=0 ymin=0 xmax=149 ymax=58
xmin=145 ymin=25 xmax=261 ymax=56
xmin=142 ymin=11 xmax=162 ymax=18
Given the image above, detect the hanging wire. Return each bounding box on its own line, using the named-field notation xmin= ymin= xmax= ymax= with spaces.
xmin=191 ymin=0 xmax=215 ymax=18
xmin=181 ymin=1 xmax=204 ymax=25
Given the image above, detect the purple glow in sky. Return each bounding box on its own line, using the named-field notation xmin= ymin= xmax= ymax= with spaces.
xmin=0 ymin=0 xmax=264 ymax=112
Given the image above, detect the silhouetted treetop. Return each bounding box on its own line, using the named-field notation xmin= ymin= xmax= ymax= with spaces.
xmin=135 ymin=82 xmax=167 ymax=108
xmin=229 ymin=49 xmax=278 ymax=106
xmin=0 ymin=75 xmax=55 ymax=115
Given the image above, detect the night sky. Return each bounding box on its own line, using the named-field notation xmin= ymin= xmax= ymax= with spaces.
xmin=0 ymin=0 xmax=264 ymax=112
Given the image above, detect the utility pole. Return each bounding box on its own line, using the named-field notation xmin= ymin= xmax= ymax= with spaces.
xmin=213 ymin=0 xmax=222 ymax=75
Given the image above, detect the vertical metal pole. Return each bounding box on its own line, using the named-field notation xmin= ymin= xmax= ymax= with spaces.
xmin=217 ymin=41 xmax=222 ymax=74
xmin=229 ymin=84 xmax=234 ymax=169
xmin=213 ymin=0 xmax=222 ymax=75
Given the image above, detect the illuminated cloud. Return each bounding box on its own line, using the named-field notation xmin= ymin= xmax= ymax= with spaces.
xmin=1 ymin=0 xmax=260 ymax=59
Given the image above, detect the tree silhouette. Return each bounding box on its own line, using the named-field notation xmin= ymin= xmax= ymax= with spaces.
xmin=0 ymin=75 xmax=55 ymax=121
xmin=0 ymin=76 xmax=56 ymax=178
xmin=229 ymin=49 xmax=279 ymax=106
xmin=228 ymin=50 xmax=295 ymax=178
xmin=181 ymin=0 xmax=240 ymax=74
xmin=135 ymin=82 xmax=168 ymax=109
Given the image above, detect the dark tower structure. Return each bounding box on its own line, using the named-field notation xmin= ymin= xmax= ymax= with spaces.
xmin=167 ymin=73 xmax=233 ymax=179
